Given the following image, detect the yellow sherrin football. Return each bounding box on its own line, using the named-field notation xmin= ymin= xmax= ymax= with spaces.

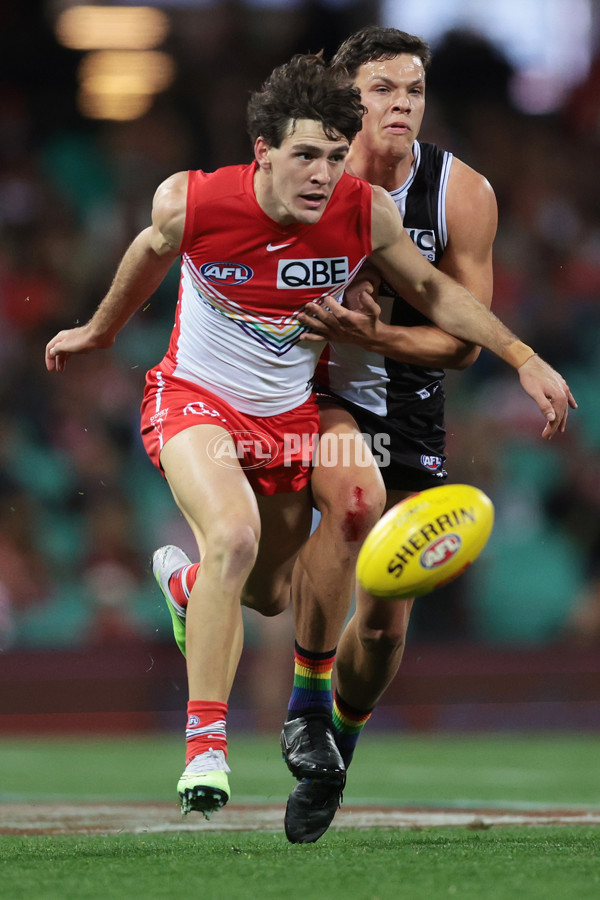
xmin=356 ymin=483 xmax=494 ymax=599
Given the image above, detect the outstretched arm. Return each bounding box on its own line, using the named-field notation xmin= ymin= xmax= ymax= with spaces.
xmin=300 ymin=185 xmax=577 ymax=438
xmin=339 ymin=160 xmax=499 ymax=371
xmin=371 ymin=186 xmax=577 ymax=437
xmin=45 ymin=171 xmax=188 ymax=373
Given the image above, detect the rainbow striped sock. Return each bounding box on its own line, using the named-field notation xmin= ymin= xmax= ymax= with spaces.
xmin=332 ymin=690 xmax=373 ymax=767
xmin=286 ymin=642 xmax=335 ymax=719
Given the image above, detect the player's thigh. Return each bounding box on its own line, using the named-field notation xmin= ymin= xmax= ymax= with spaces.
xmin=312 ymin=403 xmax=386 ymax=530
xmin=160 ymin=423 xmax=261 ymax=550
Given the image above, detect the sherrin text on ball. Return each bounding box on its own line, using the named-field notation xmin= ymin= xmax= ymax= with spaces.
xmin=356 ymin=484 xmax=494 ymax=599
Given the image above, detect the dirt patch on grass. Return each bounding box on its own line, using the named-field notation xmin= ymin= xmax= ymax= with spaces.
xmin=1 ymin=804 xmax=599 ymax=836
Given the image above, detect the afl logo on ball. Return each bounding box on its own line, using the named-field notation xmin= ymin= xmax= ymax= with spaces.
xmin=421 ymin=534 xmax=462 ymax=569
xmin=201 ymin=262 xmax=253 ymax=285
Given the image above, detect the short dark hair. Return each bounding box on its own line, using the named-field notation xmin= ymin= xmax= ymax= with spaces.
xmin=332 ymin=25 xmax=432 ymax=78
xmin=247 ymin=53 xmax=365 ymax=147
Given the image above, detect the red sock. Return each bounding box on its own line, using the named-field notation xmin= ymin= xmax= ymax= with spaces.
xmin=185 ymin=700 xmax=228 ymax=764
xmin=168 ymin=563 xmax=200 ymax=609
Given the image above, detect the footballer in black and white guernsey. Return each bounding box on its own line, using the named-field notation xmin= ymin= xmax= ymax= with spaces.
xmin=317 ymin=139 xmax=455 ymax=490
xmin=283 ymin=26 xmax=499 ymax=845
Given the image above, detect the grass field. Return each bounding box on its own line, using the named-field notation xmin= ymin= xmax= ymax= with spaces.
xmin=1 ymin=731 xmax=600 ymax=899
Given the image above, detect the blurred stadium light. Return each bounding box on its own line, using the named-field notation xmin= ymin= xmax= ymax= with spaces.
xmin=55 ymin=5 xmax=170 ymax=50
xmin=54 ymin=4 xmax=174 ymax=120
xmin=50 ymin=0 xmax=369 ymax=120
xmin=77 ymin=49 xmax=176 ymax=120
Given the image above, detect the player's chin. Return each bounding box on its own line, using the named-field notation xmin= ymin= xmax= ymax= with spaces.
xmin=382 ymin=133 xmax=412 ymax=153
xmin=296 ymin=195 xmax=330 ymax=221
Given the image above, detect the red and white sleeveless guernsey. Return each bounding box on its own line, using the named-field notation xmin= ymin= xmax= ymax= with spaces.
xmin=154 ymin=162 xmax=373 ymax=416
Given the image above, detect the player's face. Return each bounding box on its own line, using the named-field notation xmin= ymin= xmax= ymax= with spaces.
xmin=353 ymin=54 xmax=426 ymax=160
xmin=257 ymin=119 xmax=350 ymax=225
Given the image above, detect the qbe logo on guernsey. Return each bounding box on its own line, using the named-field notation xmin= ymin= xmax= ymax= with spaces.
xmin=277 ymin=257 xmax=349 ymax=289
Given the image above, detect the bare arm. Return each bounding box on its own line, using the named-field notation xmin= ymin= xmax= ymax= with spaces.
xmin=324 ymin=267 xmax=472 ymax=367
xmin=367 ymin=185 xmax=511 ymax=356
xmin=299 ymin=185 xmax=576 ymax=437
xmin=429 ymin=158 xmax=497 ymax=367
xmin=338 ymin=161 xmax=498 ymax=370
xmin=45 ymin=171 xmax=188 ymax=372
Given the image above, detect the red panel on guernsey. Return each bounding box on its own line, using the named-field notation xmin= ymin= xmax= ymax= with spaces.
xmin=154 ymin=162 xmax=372 ymax=416
xmin=178 ymin=162 xmax=372 ymax=318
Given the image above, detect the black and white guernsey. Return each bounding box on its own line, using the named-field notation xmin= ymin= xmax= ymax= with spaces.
xmin=317 ymin=141 xmax=454 ymax=490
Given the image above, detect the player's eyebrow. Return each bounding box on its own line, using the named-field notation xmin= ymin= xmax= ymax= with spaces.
xmin=368 ymin=74 xmax=425 ymax=88
xmin=292 ymin=141 xmax=350 ymax=155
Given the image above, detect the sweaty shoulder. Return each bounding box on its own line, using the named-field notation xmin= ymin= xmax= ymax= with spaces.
xmin=152 ymin=171 xmax=188 ymax=255
xmin=446 ymin=157 xmax=497 ymax=233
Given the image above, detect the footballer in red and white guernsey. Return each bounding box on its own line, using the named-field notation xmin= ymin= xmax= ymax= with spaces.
xmin=45 ymin=52 xmax=575 ymax=824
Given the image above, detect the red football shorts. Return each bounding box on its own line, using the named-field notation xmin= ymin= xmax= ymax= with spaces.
xmin=140 ymin=368 xmax=319 ymax=496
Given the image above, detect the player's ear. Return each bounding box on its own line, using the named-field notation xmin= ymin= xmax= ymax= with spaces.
xmin=254 ymin=136 xmax=272 ymax=171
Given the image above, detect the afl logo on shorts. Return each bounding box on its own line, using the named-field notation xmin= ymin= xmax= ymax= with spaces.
xmin=421 ymin=534 xmax=462 ymax=569
xmin=421 ymin=454 xmax=443 ymax=471
xmin=201 ymin=262 xmax=254 ymax=285
xmin=206 ymin=430 xmax=279 ymax=470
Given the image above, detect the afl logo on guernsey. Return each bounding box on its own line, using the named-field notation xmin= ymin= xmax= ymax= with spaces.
xmin=201 ymin=262 xmax=254 ymax=285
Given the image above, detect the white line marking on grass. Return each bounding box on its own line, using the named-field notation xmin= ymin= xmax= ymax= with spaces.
xmin=2 ymin=804 xmax=600 ymax=835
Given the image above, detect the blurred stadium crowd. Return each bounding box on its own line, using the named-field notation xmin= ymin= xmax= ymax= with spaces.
xmin=1 ymin=1 xmax=599 ymax=654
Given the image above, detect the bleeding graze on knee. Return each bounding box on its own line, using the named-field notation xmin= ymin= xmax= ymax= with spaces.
xmin=333 ymin=484 xmax=384 ymax=544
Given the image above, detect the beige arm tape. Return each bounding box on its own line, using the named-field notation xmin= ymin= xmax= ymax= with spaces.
xmin=502 ymin=340 xmax=537 ymax=369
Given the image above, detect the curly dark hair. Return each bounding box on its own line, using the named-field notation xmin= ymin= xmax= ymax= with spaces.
xmin=332 ymin=25 xmax=432 ymax=78
xmin=247 ymin=53 xmax=365 ymax=147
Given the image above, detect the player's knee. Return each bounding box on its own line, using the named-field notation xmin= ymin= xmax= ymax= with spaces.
xmin=322 ymin=482 xmax=385 ymax=544
xmin=204 ymin=518 xmax=260 ymax=582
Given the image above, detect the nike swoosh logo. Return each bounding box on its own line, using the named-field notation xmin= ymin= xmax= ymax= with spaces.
xmin=266 ymin=242 xmax=294 ymax=252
